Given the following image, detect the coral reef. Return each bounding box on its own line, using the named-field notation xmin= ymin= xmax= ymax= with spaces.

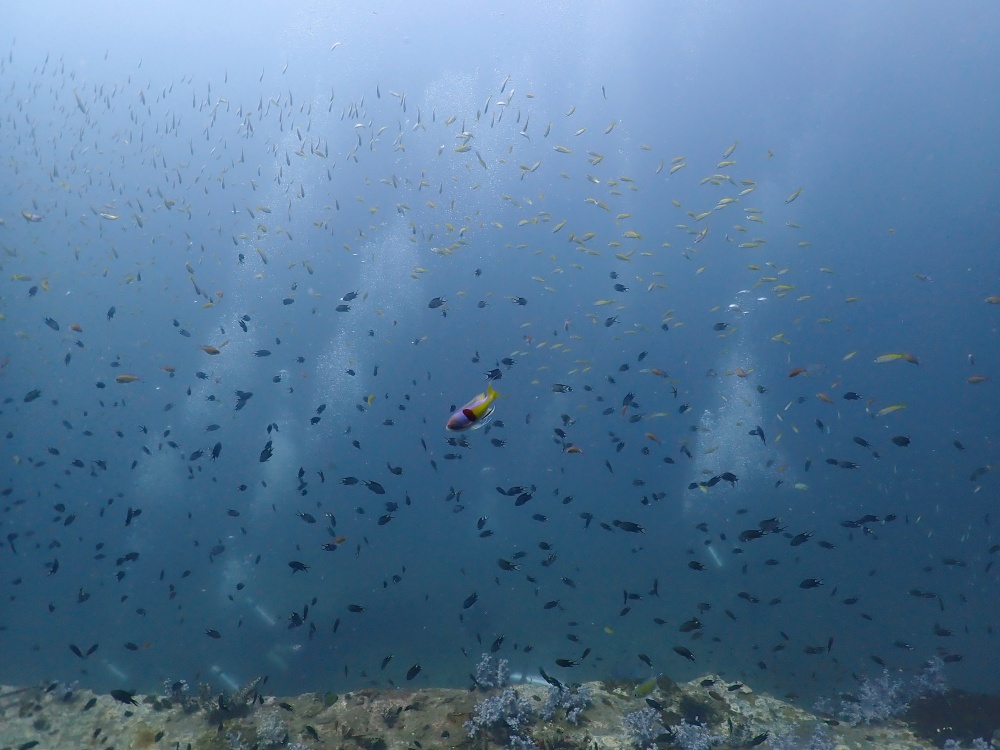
xmin=539 ymin=683 xmax=592 ymax=724
xmin=942 ymin=740 xmax=990 ymax=750
xmin=464 ymin=686 xmax=535 ymax=741
xmin=668 ymin=718 xmax=726 ymax=750
xmin=255 ymin=709 xmax=289 ymax=745
xmin=622 ymin=706 xmax=666 ymax=749
xmin=764 ymin=723 xmax=835 ymax=750
xmin=0 ymin=669 xmax=979 ymax=749
xmin=474 ymin=652 xmax=512 ymax=690
xmin=838 ymin=657 xmax=952 ymax=727
xmin=838 ymin=669 xmax=910 ymax=726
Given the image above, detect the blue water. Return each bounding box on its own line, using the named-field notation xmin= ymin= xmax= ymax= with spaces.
xmin=2 ymin=2 xmax=999 ymax=707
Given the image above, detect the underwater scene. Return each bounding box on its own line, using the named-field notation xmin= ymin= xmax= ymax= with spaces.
xmin=1 ymin=3 xmax=999 ymax=749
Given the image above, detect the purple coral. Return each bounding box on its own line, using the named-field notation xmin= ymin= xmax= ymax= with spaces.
xmin=838 ymin=669 xmax=908 ymax=725
xmin=473 ymin=652 xmax=510 ymax=689
xmin=669 ymin=719 xmax=725 ymax=750
xmin=464 ymin=687 xmax=535 ymax=739
xmin=943 ymin=740 xmax=990 ymax=750
xmin=622 ymin=707 xmax=666 ymax=750
xmin=767 ymin=724 xmax=834 ymax=750
xmin=912 ymin=655 xmax=948 ymax=696
xmin=831 ymin=656 xmax=951 ymax=727
xmin=540 ymin=684 xmax=592 ymax=724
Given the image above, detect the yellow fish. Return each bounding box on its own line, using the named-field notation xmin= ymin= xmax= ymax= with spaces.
xmin=446 ymin=382 xmax=499 ymax=432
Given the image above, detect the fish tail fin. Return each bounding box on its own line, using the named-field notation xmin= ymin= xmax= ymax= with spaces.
xmin=487 ymin=382 xmax=499 ymax=399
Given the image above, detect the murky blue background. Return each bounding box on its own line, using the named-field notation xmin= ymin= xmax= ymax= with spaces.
xmin=2 ymin=2 xmax=999 ymax=706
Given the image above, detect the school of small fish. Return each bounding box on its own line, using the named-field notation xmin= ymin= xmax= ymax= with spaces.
xmin=0 ymin=38 xmax=997 ymax=709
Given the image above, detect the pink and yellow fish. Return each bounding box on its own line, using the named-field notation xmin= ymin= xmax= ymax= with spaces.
xmin=446 ymin=382 xmax=498 ymax=431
